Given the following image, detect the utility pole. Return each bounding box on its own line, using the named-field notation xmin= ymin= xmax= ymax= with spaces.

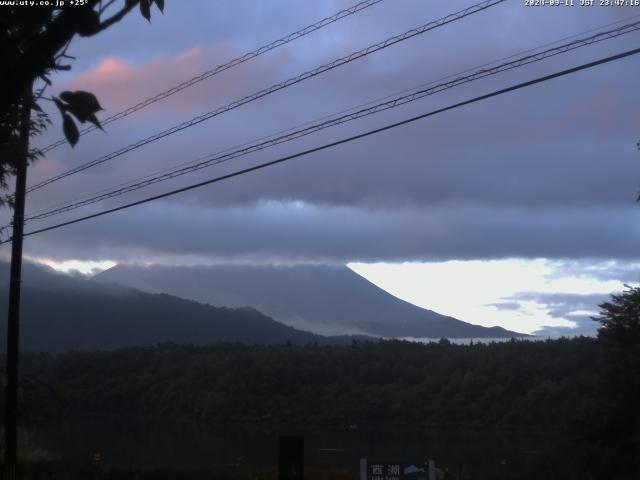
xmin=4 ymin=82 xmax=32 ymax=480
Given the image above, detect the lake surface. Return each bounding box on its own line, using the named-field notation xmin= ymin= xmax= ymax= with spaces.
xmin=31 ymin=414 xmax=552 ymax=476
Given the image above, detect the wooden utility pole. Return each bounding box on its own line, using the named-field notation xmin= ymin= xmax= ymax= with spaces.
xmin=4 ymin=83 xmax=32 ymax=479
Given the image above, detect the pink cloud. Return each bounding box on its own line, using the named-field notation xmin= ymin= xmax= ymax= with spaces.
xmin=61 ymin=43 xmax=291 ymax=118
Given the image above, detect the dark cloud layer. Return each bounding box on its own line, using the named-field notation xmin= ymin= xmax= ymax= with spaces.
xmin=20 ymin=201 xmax=640 ymax=264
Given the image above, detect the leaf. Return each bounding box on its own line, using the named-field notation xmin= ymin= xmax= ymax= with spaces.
xmin=59 ymin=90 xmax=104 ymax=124
xmin=63 ymin=100 xmax=89 ymax=123
xmin=140 ymin=0 xmax=151 ymax=21
xmin=58 ymin=90 xmax=103 ymax=130
xmin=87 ymin=113 xmax=104 ymax=131
xmin=31 ymin=101 xmax=43 ymax=113
xmin=154 ymin=0 xmax=164 ymax=12
xmin=60 ymin=90 xmax=103 ymax=114
xmin=59 ymin=91 xmax=73 ymax=103
xmin=62 ymin=113 xmax=79 ymax=147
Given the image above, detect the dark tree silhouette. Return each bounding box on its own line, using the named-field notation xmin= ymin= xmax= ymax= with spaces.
xmin=0 ymin=0 xmax=165 ymax=202
xmin=593 ymin=285 xmax=640 ymax=476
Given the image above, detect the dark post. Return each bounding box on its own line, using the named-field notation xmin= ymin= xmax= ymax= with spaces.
xmin=278 ymin=435 xmax=304 ymax=480
xmin=4 ymin=83 xmax=32 ymax=479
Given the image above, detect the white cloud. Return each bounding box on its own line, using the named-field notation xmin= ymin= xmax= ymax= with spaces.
xmin=30 ymin=257 xmax=117 ymax=276
xmin=348 ymin=258 xmax=624 ymax=334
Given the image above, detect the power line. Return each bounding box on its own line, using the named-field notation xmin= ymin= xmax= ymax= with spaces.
xmin=5 ymin=45 xmax=638 ymax=244
xmin=25 ymin=0 xmax=506 ymax=194
xmin=20 ymin=20 xmax=640 ymax=224
xmin=37 ymin=0 xmax=385 ymax=155
xmin=25 ymin=12 xmax=640 ymax=219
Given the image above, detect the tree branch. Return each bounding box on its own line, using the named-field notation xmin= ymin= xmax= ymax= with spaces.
xmin=99 ymin=0 xmax=117 ymax=15
xmin=93 ymin=1 xmax=139 ymax=34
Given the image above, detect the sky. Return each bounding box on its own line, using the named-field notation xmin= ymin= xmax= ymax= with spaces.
xmin=2 ymin=0 xmax=640 ymax=336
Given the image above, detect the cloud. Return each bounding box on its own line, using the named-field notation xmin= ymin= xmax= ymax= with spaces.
xmin=516 ymin=292 xmax=613 ymax=337
xmin=488 ymin=301 xmax=523 ymax=311
xmin=31 ymin=38 xmax=640 ymax=216
xmin=533 ymin=311 xmax=603 ymax=337
xmin=533 ymin=319 xmax=597 ymax=338
xmin=348 ymin=258 xmax=625 ymax=334
xmin=16 ymin=200 xmax=640 ymax=265
xmin=515 ymin=291 xmax=608 ymax=314
xmin=2 ymin=0 xmax=638 ymax=272
xmin=544 ymin=260 xmax=640 ymax=284
xmin=61 ymin=43 xmax=291 ymax=117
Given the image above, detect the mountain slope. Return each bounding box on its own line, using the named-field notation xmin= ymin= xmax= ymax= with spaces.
xmin=0 ymin=262 xmax=365 ymax=352
xmin=95 ymin=264 xmax=524 ymax=338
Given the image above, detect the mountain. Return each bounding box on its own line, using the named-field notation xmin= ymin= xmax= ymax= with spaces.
xmin=0 ymin=261 xmax=368 ymax=352
xmin=94 ymin=263 xmax=525 ymax=338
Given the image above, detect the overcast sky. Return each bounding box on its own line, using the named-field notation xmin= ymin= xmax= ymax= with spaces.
xmin=2 ymin=0 xmax=640 ymax=335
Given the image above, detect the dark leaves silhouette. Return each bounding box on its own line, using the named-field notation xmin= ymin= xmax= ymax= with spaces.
xmin=62 ymin=113 xmax=79 ymax=147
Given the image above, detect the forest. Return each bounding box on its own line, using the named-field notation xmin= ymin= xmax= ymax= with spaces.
xmin=15 ymin=337 xmax=598 ymax=429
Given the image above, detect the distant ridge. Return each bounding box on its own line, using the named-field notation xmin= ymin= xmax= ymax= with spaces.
xmin=95 ymin=263 xmax=525 ymax=338
xmin=0 ymin=261 xmax=371 ymax=352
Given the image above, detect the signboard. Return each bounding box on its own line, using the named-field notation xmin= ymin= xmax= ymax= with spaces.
xmin=360 ymin=459 xmax=435 ymax=480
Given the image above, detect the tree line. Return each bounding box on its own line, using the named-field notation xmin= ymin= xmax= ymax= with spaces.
xmin=14 ymin=337 xmax=598 ymax=429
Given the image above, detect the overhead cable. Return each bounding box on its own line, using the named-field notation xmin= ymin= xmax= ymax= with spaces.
xmin=37 ymin=0 xmax=386 ymax=154
xmin=21 ymin=20 xmax=640 ymax=224
xmin=26 ymin=0 xmax=506 ymax=194
xmin=5 ymin=45 xmax=638 ymax=244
